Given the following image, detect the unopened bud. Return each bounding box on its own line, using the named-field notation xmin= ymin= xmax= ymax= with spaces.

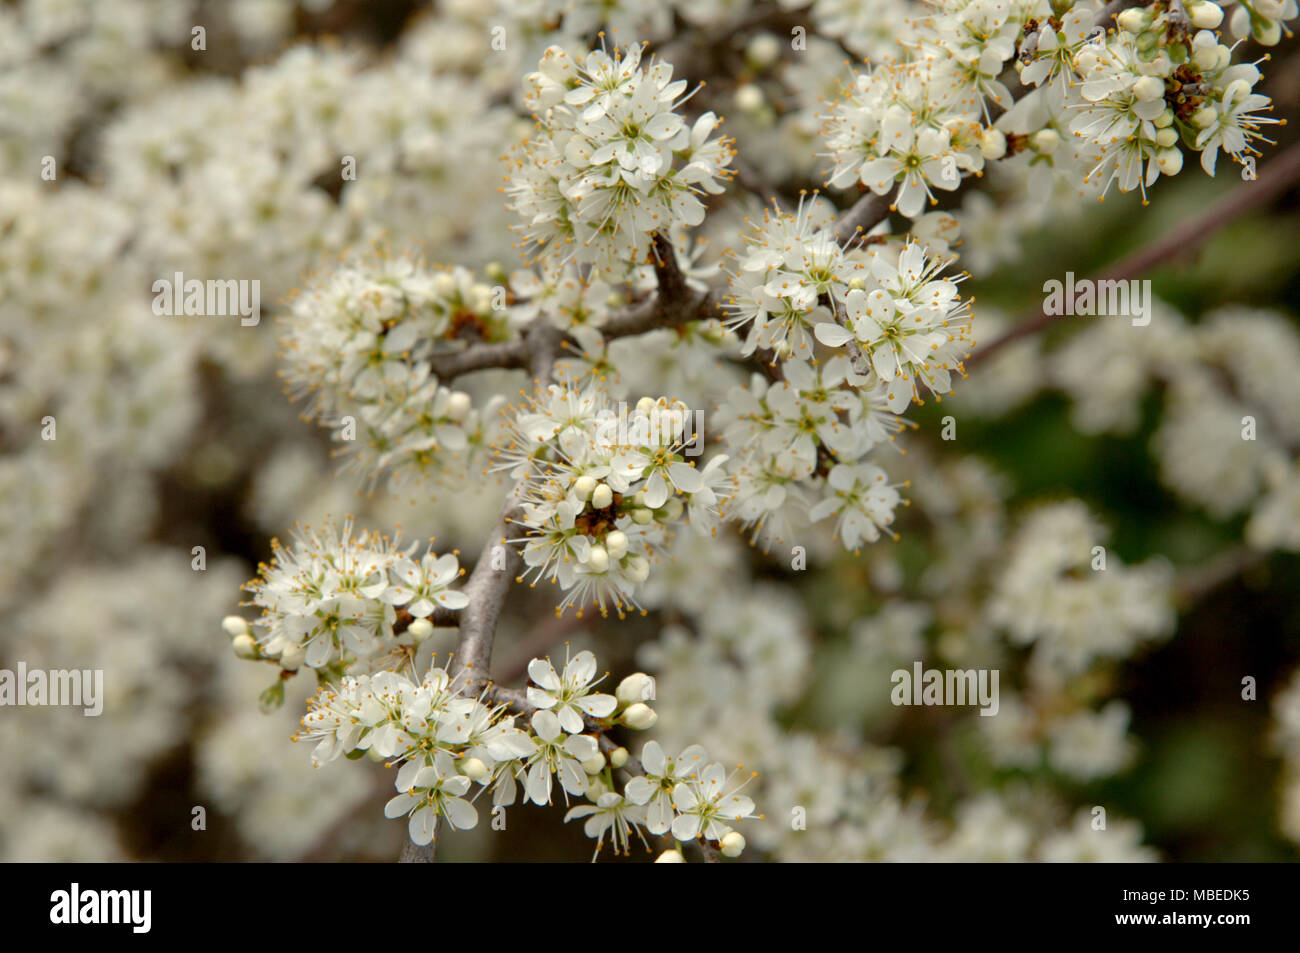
xmin=588 ymin=545 xmax=609 ymax=573
xmin=1132 ymin=75 xmax=1165 ymax=102
xmin=735 ymin=83 xmax=765 ymax=113
xmin=222 ymin=615 xmax=250 ymax=638
xmin=746 ymin=33 xmax=780 ymax=70
xmin=1154 ymin=126 xmax=1179 ymax=148
xmin=720 ymin=831 xmax=746 ymax=857
xmin=1117 ymin=8 xmax=1150 ymax=33
xmin=1192 ymin=45 xmax=1219 ymax=70
xmin=660 ymin=498 xmax=684 ymax=522
xmin=617 ymin=673 xmax=656 ymax=705
xmin=582 ymin=753 xmax=606 ymax=774
xmin=1031 ymin=128 xmax=1061 ymax=155
xmin=655 ymin=849 xmax=686 ymax=863
xmin=574 ymin=475 xmax=596 ymax=501
xmin=1186 ymin=0 xmax=1224 ymax=28
xmin=980 ymin=127 xmax=1006 ymax=160
xmin=461 ymin=757 xmax=488 ymax=781
xmin=610 ymin=746 xmax=629 ymax=768
xmin=605 ymin=530 xmax=628 ymax=560
xmin=408 ymin=618 xmax=434 ymax=642
xmin=591 ymin=483 xmax=613 ymax=509
xmin=1156 ymin=147 xmax=1183 ymax=176
xmin=1192 ymin=105 xmax=1218 ymax=129
xmin=446 ymin=391 xmax=472 ymax=422
xmin=631 ymin=507 xmax=653 ymax=525
xmin=232 ymin=633 xmax=258 ymax=659
xmin=623 ymin=702 xmax=658 ymax=730
xmin=626 ymin=554 xmax=650 ymax=584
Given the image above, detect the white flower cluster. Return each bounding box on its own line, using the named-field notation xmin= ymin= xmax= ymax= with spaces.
xmin=987 ymin=501 xmax=1175 ymax=675
xmin=979 ymin=299 xmax=1300 ymax=552
xmin=296 ymin=649 xmax=755 ymax=857
xmin=1272 ymin=667 xmax=1300 ymax=845
xmin=281 ymin=252 xmax=509 ymax=489
xmin=1011 ymin=0 xmax=1287 ymax=199
xmin=716 ymin=357 xmax=909 ymax=551
xmin=821 ymin=8 xmax=1009 ymax=218
xmin=496 ymin=382 xmax=732 ymax=617
xmin=506 ymin=44 xmax=735 ymax=276
xmin=240 ymin=518 xmax=468 ymax=676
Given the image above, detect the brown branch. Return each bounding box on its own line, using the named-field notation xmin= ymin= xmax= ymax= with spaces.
xmin=428 ymin=339 xmax=530 ymax=379
xmin=968 ymin=139 xmax=1300 ymax=368
xmin=832 ymin=190 xmax=894 ymax=245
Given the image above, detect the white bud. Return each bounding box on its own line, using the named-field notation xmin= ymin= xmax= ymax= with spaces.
xmin=1192 ymin=45 xmax=1219 ymax=70
xmin=591 ymin=483 xmax=613 ymax=509
xmin=222 ymin=615 xmax=250 ymax=638
xmin=1156 ymin=147 xmax=1184 ymax=176
xmin=979 ymin=127 xmax=1006 ymax=160
xmin=747 ymin=33 xmax=780 ymax=69
xmin=581 ymin=753 xmax=606 ymax=775
xmin=847 ymin=276 xmax=867 ymax=291
xmin=408 ymin=618 xmax=434 ymax=642
xmin=574 ymin=475 xmax=596 ymax=501
xmin=446 ymin=391 xmax=472 ymax=422
xmin=279 ymin=643 xmax=305 ymax=671
xmin=1192 ymin=105 xmax=1218 ymax=129
xmin=232 ymin=633 xmax=258 ymax=659
xmin=610 ymin=746 xmax=629 ymax=769
xmin=1187 ymin=0 xmax=1224 ymax=28
xmin=616 ymin=672 xmax=656 ymax=705
xmin=1191 ymin=28 xmax=1218 ymax=50
xmin=623 ymin=702 xmax=658 ymax=730
xmin=1154 ymin=107 xmax=1175 ymax=128
xmin=1133 ymin=76 xmax=1165 ymax=102
xmin=635 ymin=396 xmax=656 ymax=415
xmin=605 ymin=530 xmax=628 ymax=560
xmin=432 ymin=272 xmax=457 ymax=296
xmin=367 ymin=746 xmax=385 ymax=762
xmin=720 ymin=831 xmax=747 ymax=857
xmin=1155 ymin=126 xmax=1179 ymax=148
xmin=655 ymin=849 xmax=686 ymax=863
xmin=1031 ymin=128 xmax=1061 ymax=155
xmin=626 ymin=554 xmax=650 ymax=584
xmin=631 ymin=507 xmax=653 ymax=525
xmin=1117 ymin=8 xmax=1148 ymax=32
xmin=660 ymin=498 xmax=684 ymax=522
xmin=588 ymin=545 xmax=609 ymax=573
xmin=461 ymin=757 xmax=488 ymax=781
xmin=735 ymin=83 xmax=765 ymax=113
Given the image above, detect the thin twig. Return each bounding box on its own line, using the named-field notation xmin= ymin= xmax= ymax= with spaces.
xmin=968 ymin=140 xmax=1300 ymax=368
